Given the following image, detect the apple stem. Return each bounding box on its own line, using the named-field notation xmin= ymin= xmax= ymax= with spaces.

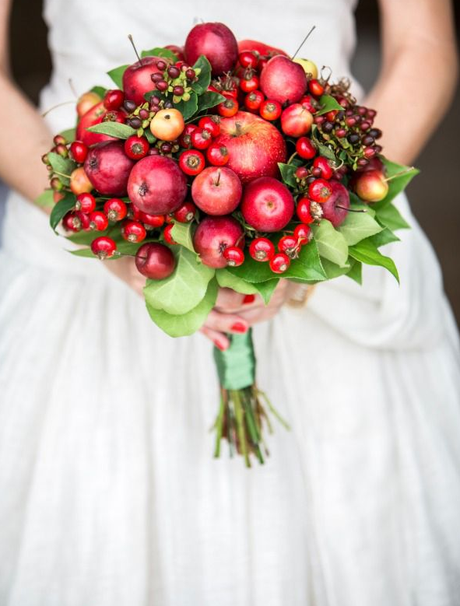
xmin=384 ymin=167 xmax=415 ymax=182
xmin=291 ymin=25 xmax=316 ymax=61
xmin=68 ymin=78 xmax=78 ymax=99
xmin=128 ymin=34 xmax=142 ymax=64
xmin=215 ymin=169 xmax=221 ymax=187
xmin=42 ymin=100 xmax=76 ymax=118
xmin=337 ymin=205 xmax=367 ymax=213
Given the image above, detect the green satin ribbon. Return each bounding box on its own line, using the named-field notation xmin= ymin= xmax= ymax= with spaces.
xmin=213 ymin=329 xmax=256 ymax=390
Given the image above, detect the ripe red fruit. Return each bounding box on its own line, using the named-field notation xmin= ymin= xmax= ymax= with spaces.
xmin=174 ymin=201 xmax=197 ymax=223
xmin=278 ymin=235 xmax=300 ymax=259
xmin=76 ymin=101 xmax=114 ymax=147
xmin=296 ymin=197 xmax=315 ymax=224
xmin=239 ymin=51 xmax=259 ymax=69
xmin=179 ymin=124 xmax=197 ymax=148
xmin=249 ymin=237 xmax=275 ymax=262
xmin=198 ymin=115 xmax=221 ymax=138
xmin=75 ymin=192 xmax=96 ymax=214
xmin=69 ymin=141 xmax=88 ymax=164
xmin=281 ymin=104 xmax=314 ymax=137
xmin=296 ymin=137 xmax=316 ymax=160
xmin=84 ymin=141 xmax=135 ymax=196
xmin=124 ymin=135 xmax=149 ymax=160
xmin=321 ymin=180 xmax=350 ymax=227
xmin=354 ymin=170 xmax=389 ymax=202
xmin=104 ymin=198 xmax=128 ymax=221
xmin=217 ymin=98 xmax=239 ymax=118
xmin=259 ymin=100 xmax=282 ymax=121
xmin=89 ymin=210 xmax=109 ymax=231
xmin=294 ymin=223 xmax=312 ymax=244
xmin=241 ymin=177 xmax=294 ymax=232
xmin=163 ymin=223 xmax=177 ymax=245
xmin=245 ymin=90 xmax=265 ymax=112
xmin=179 ymin=149 xmax=206 ymax=176
xmin=206 ymin=143 xmax=229 ymax=166
xmin=91 ymin=236 xmax=117 ymax=259
xmin=135 ymin=242 xmax=175 ymax=279
xmin=121 ymin=220 xmax=147 ymax=243
xmin=190 ymin=127 xmax=212 ymax=150
xmin=223 ymin=246 xmax=245 ymax=267
xmin=193 ymin=215 xmax=244 ymax=268
xmin=240 ymin=74 xmax=259 ymax=93
xmin=122 ymin=56 xmax=163 ymax=106
xmin=191 ymin=166 xmax=242 ymax=215
xmin=269 ymin=253 xmax=290 ymax=274
xmin=260 ymin=55 xmax=307 ymax=104
xmin=299 ymin=95 xmax=316 ymax=113
xmin=308 ymin=178 xmax=333 ymax=203
xmin=308 ymin=79 xmax=325 ymax=97
xmin=184 ymin=22 xmax=239 ymax=76
xmin=104 ymin=89 xmax=125 ymax=110
xmin=139 ymin=211 xmax=165 ymax=228
xmin=313 ymin=156 xmax=334 ymax=180
xmin=127 ymin=155 xmax=188 ymax=215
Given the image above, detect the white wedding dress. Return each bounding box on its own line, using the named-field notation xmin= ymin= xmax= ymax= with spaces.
xmin=1 ymin=0 xmax=460 ymax=604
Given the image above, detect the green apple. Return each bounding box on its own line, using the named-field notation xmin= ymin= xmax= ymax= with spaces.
xmin=294 ymin=58 xmax=318 ymax=79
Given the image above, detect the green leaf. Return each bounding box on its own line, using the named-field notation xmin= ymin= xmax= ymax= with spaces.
xmin=34 ymin=189 xmax=54 ymax=209
xmin=174 ymin=92 xmax=198 ymax=121
xmin=170 ymin=222 xmax=195 ymax=252
xmin=368 ymin=227 xmax=400 ymax=248
xmin=320 ymin=257 xmax=350 ymax=280
xmin=144 ymin=129 xmax=156 ymax=144
xmin=59 ymin=127 xmax=76 ymax=143
xmin=337 ymin=208 xmax=383 ymax=245
xmin=349 ymin=238 xmax=399 ymax=282
xmin=146 ymin=278 xmax=218 ymax=337
xmin=197 ymin=91 xmax=226 ymax=114
xmin=346 ymin=260 xmax=362 ymax=285
xmin=373 ymin=158 xmax=419 ymax=210
xmin=316 ymin=95 xmax=343 ymax=116
xmin=278 ymin=163 xmax=297 ymax=188
xmin=375 ymin=202 xmax=410 ymax=231
xmin=49 ymin=192 xmax=76 ymax=232
xmin=215 ymin=269 xmax=259 ymax=294
xmin=107 ymin=65 xmax=129 ymax=89
xmin=48 ymin=152 xmax=76 ymax=185
xmin=191 ymin=56 xmax=212 ymax=95
xmin=141 ymin=47 xmax=177 ymax=61
xmin=312 ymin=220 xmax=349 ymax=267
xmin=314 ymin=141 xmax=337 ymax=163
xmin=144 ymin=246 xmax=215 ymax=314
xmin=90 ymin=85 xmax=107 ymax=98
xmin=87 ymin=122 xmax=136 ymax=139
xmin=253 ymin=279 xmax=280 ymax=305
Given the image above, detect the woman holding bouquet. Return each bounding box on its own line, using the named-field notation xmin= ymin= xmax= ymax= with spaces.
xmin=0 ymin=0 xmax=459 ymax=604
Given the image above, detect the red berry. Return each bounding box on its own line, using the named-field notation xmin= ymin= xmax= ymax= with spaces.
xmin=217 ymin=98 xmax=239 ymax=118
xmin=190 ymin=127 xmax=212 ymax=150
xmin=299 ymin=95 xmax=316 ymax=113
xmin=308 ymin=179 xmax=333 ymax=203
xmin=308 ymin=79 xmax=325 ymax=97
xmin=74 ymin=210 xmax=91 ymax=230
xmin=198 ymin=115 xmax=220 ymax=138
xmin=295 ymin=166 xmax=309 ymax=180
xmin=62 ymin=211 xmax=80 ymax=232
xmin=326 ymin=110 xmax=338 ymax=122
xmin=124 ymin=135 xmax=149 ymax=160
xmin=206 ymin=143 xmax=229 ymax=166
xmin=259 ymin=100 xmax=282 ymax=121
xmin=69 ymin=141 xmax=88 ymax=163
xmin=103 ymin=89 xmax=125 ymax=110
xmin=128 ymin=203 xmax=142 ymax=220
xmin=239 ymin=51 xmax=259 ymax=69
xmin=278 ymin=235 xmax=300 ymax=259
xmin=296 ymin=137 xmax=316 ymax=160
xmin=139 ymin=211 xmax=165 ymax=228
xmin=91 ymin=236 xmax=117 ymax=259
xmin=223 ymin=246 xmax=245 ymax=267
xmin=294 ymin=223 xmax=312 ymax=244
xmin=244 ymin=90 xmax=265 ymax=111
xmin=75 ymin=192 xmax=96 ymax=213
xmin=135 ymin=242 xmax=175 ymax=279
xmin=240 ymin=74 xmax=259 ymax=93
xmin=174 ymin=201 xmax=196 ymax=223
xmin=179 ymin=149 xmax=206 ymax=176
xmin=104 ymin=198 xmax=127 ymax=222
xmin=269 ymin=253 xmax=290 ymax=274
xmin=163 ymin=223 xmax=177 ymax=245
xmin=121 ymin=220 xmax=147 ymax=243
xmin=249 ymin=237 xmax=275 ymax=262
xmin=103 ymin=109 xmax=126 ymax=124
xmin=313 ymin=156 xmax=334 ymax=180
xmin=296 ymin=198 xmax=314 ymax=224
xmin=89 ymin=210 xmax=109 ymax=231
xmin=179 ymin=124 xmax=197 ymax=149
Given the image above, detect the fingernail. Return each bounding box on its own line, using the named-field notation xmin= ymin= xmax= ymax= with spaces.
xmin=231 ymin=322 xmax=248 ymax=333
xmin=214 ymin=339 xmax=228 ymax=351
xmin=243 ymin=294 xmax=255 ymax=305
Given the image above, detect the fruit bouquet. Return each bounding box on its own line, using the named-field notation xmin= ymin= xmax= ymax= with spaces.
xmin=38 ymin=22 xmax=418 ymax=467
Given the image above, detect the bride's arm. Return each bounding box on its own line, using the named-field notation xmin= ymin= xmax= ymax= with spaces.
xmin=364 ymin=0 xmax=458 ymax=165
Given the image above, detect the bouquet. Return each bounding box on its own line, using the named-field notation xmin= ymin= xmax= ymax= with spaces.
xmin=38 ymin=22 xmax=418 ymax=467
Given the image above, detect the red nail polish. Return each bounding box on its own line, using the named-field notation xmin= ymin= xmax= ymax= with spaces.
xmin=214 ymin=340 xmax=227 ymax=351
xmin=231 ymin=322 xmax=248 ymax=333
xmin=243 ymin=294 xmax=256 ymax=305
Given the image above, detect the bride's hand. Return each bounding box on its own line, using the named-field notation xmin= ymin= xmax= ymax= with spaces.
xmin=200 ymin=280 xmax=295 ymax=350
xmin=102 ymin=256 xmax=146 ymax=297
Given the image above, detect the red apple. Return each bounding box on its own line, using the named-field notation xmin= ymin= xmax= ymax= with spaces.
xmin=76 ymin=101 xmax=115 ymax=147
xmin=260 ymin=55 xmax=308 ymax=104
xmin=84 ymin=141 xmax=135 ymax=196
xmin=280 ymin=103 xmax=313 ymax=137
xmin=193 ymin=215 xmax=244 ymax=268
xmin=241 ymin=177 xmax=294 ymax=232
xmin=321 ymin=181 xmax=350 ymax=227
xmin=354 ymin=170 xmax=389 ymax=202
xmin=122 ymin=56 xmax=164 ymax=106
xmin=135 ymin=243 xmax=175 ymax=279
xmin=165 ymin=45 xmax=185 ymax=61
xmin=69 ymin=167 xmax=93 ymax=195
xmin=127 ymin=155 xmax=187 ymax=215
xmin=191 ymin=167 xmax=242 ymax=215
xmin=214 ymin=111 xmax=287 ymax=184
xmin=238 ymin=39 xmax=288 ymax=57
xmin=184 ymin=22 xmax=238 ymax=76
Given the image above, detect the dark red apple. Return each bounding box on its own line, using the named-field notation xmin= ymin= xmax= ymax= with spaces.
xmin=241 ymin=177 xmax=294 ymax=232
xmin=321 ymin=181 xmax=350 ymax=227
xmin=135 ymin=243 xmax=175 ymax=279
xmin=260 ymin=55 xmax=308 ymax=104
xmin=193 ymin=216 xmax=244 ymax=268
xmin=122 ymin=56 xmax=163 ymax=106
xmin=184 ymin=22 xmax=238 ymax=76
xmin=214 ymin=111 xmax=287 ymax=184
xmin=76 ymin=101 xmax=114 ymax=147
xmin=127 ymin=155 xmax=187 ymax=215
xmin=237 ymin=39 xmax=288 ymax=57
xmin=280 ymin=104 xmax=313 ymax=137
xmin=84 ymin=141 xmax=135 ymax=196
xmin=191 ymin=167 xmax=242 ymax=215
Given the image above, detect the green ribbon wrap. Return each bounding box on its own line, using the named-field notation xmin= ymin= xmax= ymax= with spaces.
xmin=213 ymin=329 xmax=256 ymax=390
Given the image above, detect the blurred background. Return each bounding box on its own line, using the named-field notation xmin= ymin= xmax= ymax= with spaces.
xmin=2 ymin=0 xmax=460 ymax=324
